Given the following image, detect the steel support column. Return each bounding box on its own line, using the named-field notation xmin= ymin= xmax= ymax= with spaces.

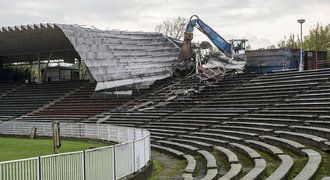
xmin=37 ymin=53 xmax=41 ymax=83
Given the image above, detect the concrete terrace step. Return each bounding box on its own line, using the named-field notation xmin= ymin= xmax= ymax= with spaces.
xmin=198 ymin=103 xmax=269 ymax=108
xmin=296 ymin=92 xmax=330 ymax=97
xmin=151 ymin=144 xmax=184 ymax=157
xmin=266 ymin=154 xmax=294 ymax=180
xmin=159 ymin=119 xmax=220 ymax=124
xmin=244 ymin=140 xmax=284 ymax=156
xmin=305 ymin=120 xmax=330 ymax=128
xmin=293 ymin=149 xmax=322 ymax=180
xmin=183 ymin=172 xmax=194 ymax=179
xmin=209 ymin=99 xmax=281 ymax=104
xmin=198 ymin=150 xmax=217 ymax=169
xmin=105 ymin=111 xmax=171 ymax=116
xmin=174 ymin=111 xmax=241 ymax=117
xmin=173 ymin=112 xmax=239 ymax=117
xmin=245 ymin=113 xmax=317 ymax=120
xmin=192 ymin=132 xmax=243 ymax=143
xmin=226 ymin=90 xmax=299 ymax=97
xmin=319 ymin=115 xmax=330 ymax=120
xmin=244 ymin=140 xmax=294 ymax=180
xmin=142 ymin=125 xmax=197 ymax=131
xmin=244 ymin=77 xmax=323 ymax=86
xmin=322 ymin=177 xmax=330 ymax=180
xmin=275 ymin=130 xmax=329 ymax=150
xmin=157 ymin=140 xmax=199 ymax=155
xmin=213 ymin=125 xmax=273 ymax=135
xmin=235 ymin=82 xmax=319 ymax=90
xmin=150 ymin=132 xmax=176 ymax=138
xmin=228 ymin=86 xmax=310 ymax=94
xmin=218 ymin=163 xmax=242 ymax=180
xmin=241 ymin=158 xmax=267 ymax=180
xmin=148 ymin=122 xmax=208 ymax=128
xmin=254 ymin=69 xmax=330 ymax=80
xmin=148 ymin=128 xmax=187 ymax=135
xmin=266 ymin=106 xmax=330 ymax=111
xmin=105 ymin=114 xmax=164 ymax=119
xmin=250 ymin=71 xmax=328 ymax=82
xmin=255 ymin=68 xmax=330 ymax=79
xmin=150 ymin=135 xmax=165 ymax=141
xmin=213 ymin=94 xmax=290 ymax=101
xmin=171 ymin=138 xmax=214 ymax=150
xmin=275 ymin=102 xmax=330 ymax=107
xmin=204 ymin=128 xmax=259 ymax=140
xmin=234 ymin=117 xmax=303 ymax=126
xmin=259 ymin=135 xmax=306 ymax=156
xmin=223 ymin=121 xmax=288 ymax=131
xmin=185 ymin=107 xmax=254 ymax=113
xmin=201 ymin=169 xmax=218 ymax=180
xmin=105 ymin=121 xmax=144 ymax=125
xmin=184 ymin=106 xmax=242 ymax=112
xmin=167 ymin=116 xmax=230 ymax=121
xmin=229 ymin=143 xmax=262 ymax=159
xmin=290 ymin=126 xmax=330 ymax=139
xmin=286 ymin=97 xmax=330 ymax=103
xmin=183 ymin=154 xmax=197 ymax=174
xmin=260 ymin=108 xmax=329 ymax=115
xmin=151 ymin=144 xmax=197 ymax=179
xmin=178 ymin=135 xmax=228 ymax=147
xmin=214 ymin=146 xmax=239 ymax=163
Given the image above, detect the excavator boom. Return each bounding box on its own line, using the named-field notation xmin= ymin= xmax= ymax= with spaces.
xmin=187 ymin=15 xmax=232 ymax=56
xmin=175 ymin=15 xmax=247 ymax=78
xmin=178 ymin=15 xmax=233 ymax=60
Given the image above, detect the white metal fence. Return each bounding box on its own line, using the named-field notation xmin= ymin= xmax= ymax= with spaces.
xmin=0 ymin=121 xmax=151 ymax=180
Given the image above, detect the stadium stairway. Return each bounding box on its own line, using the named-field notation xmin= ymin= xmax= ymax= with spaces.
xmin=86 ymin=68 xmax=330 ymax=179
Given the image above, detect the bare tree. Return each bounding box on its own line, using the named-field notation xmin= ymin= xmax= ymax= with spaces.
xmin=155 ymin=17 xmax=187 ymax=40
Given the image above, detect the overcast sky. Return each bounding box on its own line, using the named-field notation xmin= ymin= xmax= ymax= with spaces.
xmin=1 ymin=0 xmax=329 ymax=49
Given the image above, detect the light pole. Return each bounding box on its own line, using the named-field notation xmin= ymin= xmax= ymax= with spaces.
xmin=297 ymin=19 xmax=305 ymax=71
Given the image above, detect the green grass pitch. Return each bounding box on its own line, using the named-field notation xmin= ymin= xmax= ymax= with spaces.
xmin=0 ymin=136 xmax=106 ymax=162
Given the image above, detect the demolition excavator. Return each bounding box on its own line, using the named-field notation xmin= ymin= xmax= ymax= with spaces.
xmin=174 ymin=15 xmax=247 ymax=79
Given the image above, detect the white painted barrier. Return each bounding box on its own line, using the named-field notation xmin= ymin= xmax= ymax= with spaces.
xmin=0 ymin=121 xmax=151 ymax=180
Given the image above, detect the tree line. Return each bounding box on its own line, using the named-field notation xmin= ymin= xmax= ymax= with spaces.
xmin=278 ymin=23 xmax=330 ymax=58
xmin=155 ymin=17 xmax=330 ymax=60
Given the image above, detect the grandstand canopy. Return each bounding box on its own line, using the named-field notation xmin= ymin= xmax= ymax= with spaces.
xmin=0 ymin=23 xmax=180 ymax=91
xmin=0 ymin=24 xmax=79 ymax=63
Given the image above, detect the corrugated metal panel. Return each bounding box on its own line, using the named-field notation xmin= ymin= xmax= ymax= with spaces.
xmin=57 ymin=24 xmax=180 ymax=91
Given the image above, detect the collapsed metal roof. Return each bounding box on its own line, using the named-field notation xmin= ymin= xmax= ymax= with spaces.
xmin=0 ymin=23 xmax=180 ymax=91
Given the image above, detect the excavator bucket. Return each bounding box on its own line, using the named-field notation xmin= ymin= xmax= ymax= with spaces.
xmin=173 ymin=32 xmax=196 ymax=76
xmin=178 ymin=32 xmax=193 ymax=60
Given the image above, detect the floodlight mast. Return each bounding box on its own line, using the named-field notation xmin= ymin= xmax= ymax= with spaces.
xmin=297 ymin=19 xmax=305 ymax=71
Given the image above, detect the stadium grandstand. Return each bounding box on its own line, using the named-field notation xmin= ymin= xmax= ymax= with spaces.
xmin=0 ymin=23 xmax=330 ymax=180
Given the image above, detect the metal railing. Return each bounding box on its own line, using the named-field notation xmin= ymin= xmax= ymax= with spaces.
xmin=0 ymin=121 xmax=151 ymax=180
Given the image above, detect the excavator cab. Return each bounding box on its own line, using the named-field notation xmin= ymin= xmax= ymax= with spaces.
xmin=230 ymin=39 xmax=248 ymax=54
